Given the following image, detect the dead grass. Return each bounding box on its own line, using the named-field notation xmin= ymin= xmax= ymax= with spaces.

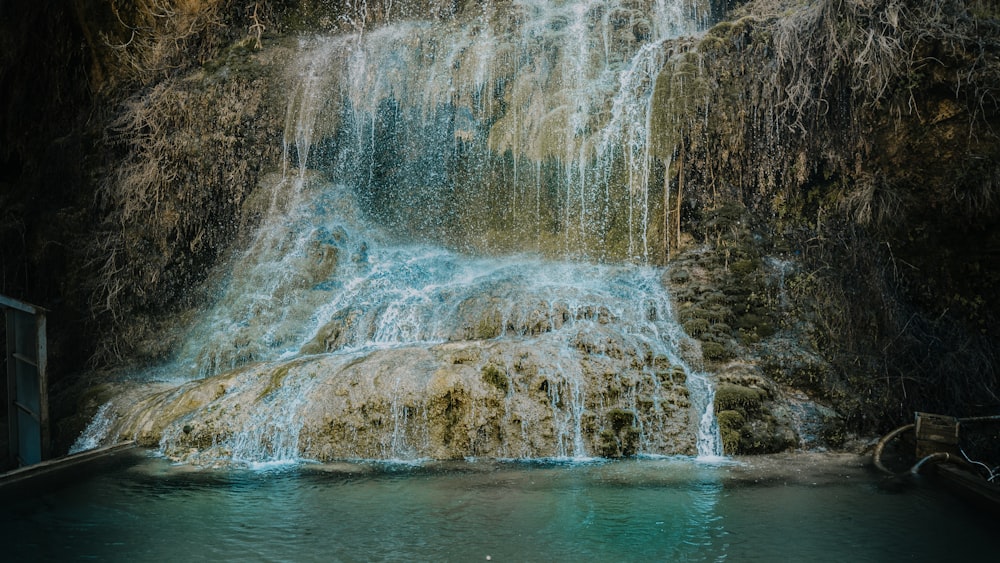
xmin=88 ymin=62 xmax=282 ymax=365
xmin=647 ymin=0 xmax=1000 ymax=428
xmin=66 ymin=0 xmax=1000 ymax=420
xmin=73 ymin=0 xmax=283 ymax=93
xmin=653 ymin=0 xmax=1000 ymax=217
xmin=101 ymin=0 xmax=225 ymax=85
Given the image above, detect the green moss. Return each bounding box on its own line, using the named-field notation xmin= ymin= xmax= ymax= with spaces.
xmin=729 ymin=258 xmax=758 ymax=276
xmin=683 ymin=317 xmax=711 ymax=336
xmin=716 ymin=410 xmax=745 ymax=454
xmin=714 ymin=383 xmax=764 ymax=413
xmin=474 ymin=308 xmax=503 ymax=340
xmin=481 ymin=364 xmax=509 ymax=393
xmin=701 ymin=341 xmax=729 ymax=361
xmin=598 ymin=429 xmax=619 ymax=457
xmin=257 ymin=364 xmax=292 ymax=401
xmin=606 ymin=408 xmax=636 ymax=432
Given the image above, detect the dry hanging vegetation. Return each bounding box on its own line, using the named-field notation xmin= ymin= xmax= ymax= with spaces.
xmin=76 ymin=0 xmax=500 ymax=365
xmin=652 ymin=0 xmax=1000 ymax=429
xmin=73 ymin=0 xmax=279 ymax=92
xmin=76 ymin=1 xmax=289 ymax=364
xmin=78 ymin=0 xmax=1000 ymax=426
xmin=88 ymin=73 xmax=284 ymax=364
xmin=6 ymin=0 xmax=998 ymax=446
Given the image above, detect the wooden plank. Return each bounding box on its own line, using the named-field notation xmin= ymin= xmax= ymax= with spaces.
xmin=13 ymin=401 xmax=39 ymax=421
xmin=3 ymin=303 xmax=49 ymax=466
xmin=915 ymin=412 xmax=960 ymax=457
xmin=0 ymin=442 xmax=136 ymax=493
xmin=12 ymin=352 xmax=36 ymax=367
xmin=5 ymin=307 xmax=16 ymax=465
xmin=0 ymin=295 xmax=46 ymax=315
xmin=36 ymin=312 xmax=48 ymax=461
xmin=932 ymin=463 xmax=1000 ymax=515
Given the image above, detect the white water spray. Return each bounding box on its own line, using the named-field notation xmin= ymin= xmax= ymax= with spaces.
xmin=75 ymin=0 xmax=726 ymax=462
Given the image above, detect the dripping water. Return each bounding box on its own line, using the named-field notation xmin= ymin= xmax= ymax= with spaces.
xmin=76 ymin=0 xmax=724 ymax=462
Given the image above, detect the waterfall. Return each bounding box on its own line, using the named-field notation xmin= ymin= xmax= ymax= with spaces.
xmin=69 ymin=401 xmax=117 ymax=454
xmin=81 ymin=0 xmax=726 ymax=463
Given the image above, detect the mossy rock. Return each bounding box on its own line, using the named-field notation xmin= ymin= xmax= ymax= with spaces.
xmin=598 ymin=409 xmax=640 ymax=457
xmin=620 ymin=427 xmax=640 ymax=457
xmin=817 ymin=411 xmax=848 ymax=448
xmin=760 ymin=353 xmax=834 ymax=398
xmin=716 ymin=408 xmax=796 ymax=455
xmin=734 ymin=313 xmax=775 ymax=344
xmin=672 ymin=366 xmax=688 ymax=384
xmin=474 ymin=309 xmax=503 ymax=340
xmin=598 ymin=429 xmax=620 ymax=457
xmin=700 ymin=292 xmax=729 ymax=306
xmin=740 ymin=417 xmax=796 ymax=455
xmin=703 ymin=202 xmax=744 ymax=228
xmin=598 ymin=427 xmax=640 ymax=458
xmin=716 ymin=409 xmax=745 ymax=454
xmin=606 ymin=408 xmax=636 ymax=432
xmin=710 ymin=322 xmax=732 ymax=335
xmin=729 ymin=258 xmax=759 ymax=276
xmin=688 ymin=302 xmax=733 ymax=323
xmin=733 ymin=312 xmax=764 ymax=330
xmin=257 ymin=363 xmax=292 ymax=401
xmin=736 ymin=327 xmax=761 ymax=345
xmin=481 ymin=364 xmax=509 ymax=393
xmin=683 ymin=317 xmax=711 ymax=336
xmin=714 ymin=383 xmax=765 ymax=413
xmin=636 ymin=397 xmax=654 ymax=413
xmin=580 ymin=411 xmax=598 ymax=436
xmin=701 ymin=341 xmax=730 ymax=361
xmin=666 ymin=366 xmax=687 ymax=385
xmin=668 ymin=268 xmax=691 ymax=283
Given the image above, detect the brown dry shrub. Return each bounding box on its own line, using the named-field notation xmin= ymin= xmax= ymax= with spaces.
xmin=88 ymin=66 xmax=282 ymax=365
xmin=76 ymin=0 xmax=279 ymax=92
xmin=653 ymin=0 xmax=999 ymax=216
xmin=650 ymin=0 xmax=1000 ymax=428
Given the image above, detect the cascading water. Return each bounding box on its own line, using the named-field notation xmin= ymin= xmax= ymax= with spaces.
xmin=81 ymin=0 xmax=724 ymax=464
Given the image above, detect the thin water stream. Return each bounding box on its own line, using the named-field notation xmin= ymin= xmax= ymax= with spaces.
xmin=73 ymin=0 xmax=727 ymax=463
xmin=45 ymin=3 xmax=995 ymax=558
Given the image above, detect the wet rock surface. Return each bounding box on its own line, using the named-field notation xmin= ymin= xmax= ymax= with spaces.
xmin=663 ymin=204 xmax=847 ymax=455
xmin=106 ymin=337 xmax=699 ymax=463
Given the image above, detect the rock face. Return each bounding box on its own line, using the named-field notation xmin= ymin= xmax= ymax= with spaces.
xmin=107 ymin=337 xmax=700 ymax=463
xmin=11 ymin=1 xmax=997 ymax=462
xmin=71 ymin=2 xmax=839 ymax=463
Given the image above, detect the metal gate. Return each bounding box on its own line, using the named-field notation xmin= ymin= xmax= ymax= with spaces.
xmin=1 ymin=295 xmax=49 ymax=467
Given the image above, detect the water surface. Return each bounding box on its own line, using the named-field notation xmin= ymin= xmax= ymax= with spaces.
xmin=1 ymin=451 xmax=994 ymax=561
